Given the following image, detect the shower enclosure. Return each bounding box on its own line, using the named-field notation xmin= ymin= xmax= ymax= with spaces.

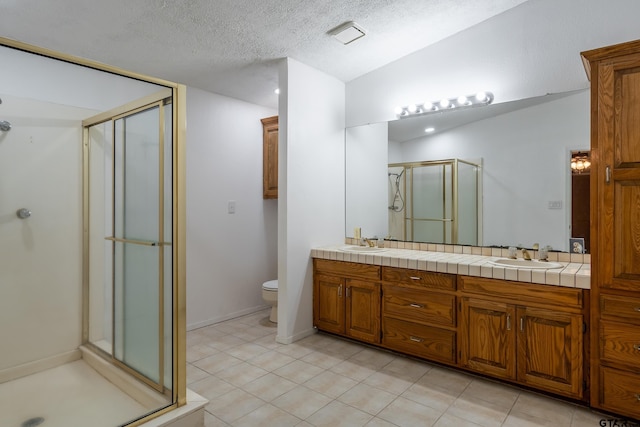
xmin=388 ymin=159 xmax=481 ymax=245
xmin=0 ymin=39 xmax=186 ymax=427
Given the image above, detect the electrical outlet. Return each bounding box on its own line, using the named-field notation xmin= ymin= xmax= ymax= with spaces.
xmin=228 ymin=200 xmax=236 ymax=214
xmin=548 ymin=201 xmax=563 ymax=209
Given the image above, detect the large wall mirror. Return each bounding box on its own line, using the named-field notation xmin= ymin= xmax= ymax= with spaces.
xmin=345 ymin=89 xmax=590 ymax=253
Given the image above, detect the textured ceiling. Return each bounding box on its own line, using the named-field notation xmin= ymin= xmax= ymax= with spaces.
xmin=0 ymin=0 xmax=529 ymax=109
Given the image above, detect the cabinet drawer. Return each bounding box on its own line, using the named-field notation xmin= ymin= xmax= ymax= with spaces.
xmin=382 ymin=317 xmax=456 ymax=364
xmin=382 ymin=267 xmax=455 ymax=290
xmin=601 ymin=294 xmax=640 ymax=322
xmin=601 ymin=320 xmax=640 ymax=366
xmin=459 ymin=276 xmax=583 ymax=309
xmin=382 ymin=285 xmax=455 ymax=326
xmin=314 ymin=259 xmax=381 ymax=281
xmin=601 ymin=366 xmax=640 ymax=419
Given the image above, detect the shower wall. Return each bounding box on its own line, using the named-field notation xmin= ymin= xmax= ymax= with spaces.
xmin=0 ymin=94 xmax=98 ymax=376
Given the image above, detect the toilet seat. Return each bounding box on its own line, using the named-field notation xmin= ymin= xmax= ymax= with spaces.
xmin=262 ymin=280 xmax=278 ymax=291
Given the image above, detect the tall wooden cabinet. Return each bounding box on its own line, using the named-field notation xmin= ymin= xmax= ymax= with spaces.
xmin=261 ymin=116 xmax=278 ymax=199
xmin=582 ymin=39 xmax=640 ymax=419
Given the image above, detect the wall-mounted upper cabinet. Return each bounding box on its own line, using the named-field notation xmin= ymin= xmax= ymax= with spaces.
xmin=261 ymin=116 xmax=278 ymax=199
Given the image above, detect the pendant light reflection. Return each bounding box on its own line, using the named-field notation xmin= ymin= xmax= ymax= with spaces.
xmin=570 ymin=151 xmax=591 ymax=174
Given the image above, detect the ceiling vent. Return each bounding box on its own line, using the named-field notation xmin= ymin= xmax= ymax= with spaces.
xmin=329 ymin=21 xmax=367 ymax=45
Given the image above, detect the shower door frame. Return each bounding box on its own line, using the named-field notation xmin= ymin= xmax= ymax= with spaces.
xmin=83 ymin=90 xmax=172 ymax=394
xmin=1 ymin=36 xmax=187 ymax=426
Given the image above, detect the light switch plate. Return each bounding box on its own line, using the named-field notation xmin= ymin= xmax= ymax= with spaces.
xmin=228 ymin=200 xmax=236 ymax=214
xmin=548 ymin=201 xmax=562 ymax=209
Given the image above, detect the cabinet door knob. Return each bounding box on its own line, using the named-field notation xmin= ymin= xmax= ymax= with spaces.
xmin=409 ymin=336 xmax=424 ymax=343
xmin=634 ymin=344 xmax=640 ymax=351
xmin=409 ymin=303 xmax=424 ymax=308
xmin=634 ymin=307 xmax=640 ymax=312
xmin=635 ymin=393 xmax=640 ymax=402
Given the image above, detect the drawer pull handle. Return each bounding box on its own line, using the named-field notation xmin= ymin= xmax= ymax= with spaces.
xmin=409 ymin=303 xmax=424 ymax=308
xmin=520 ymin=317 xmax=524 ymax=332
xmin=409 ymin=276 xmax=422 ymax=280
xmin=506 ymin=315 xmax=511 ymax=331
xmin=409 ymin=336 xmax=424 ymax=343
xmin=634 ymin=307 xmax=640 ymax=312
xmin=634 ymin=344 xmax=640 ymax=351
xmin=338 ymin=285 xmax=342 ymax=298
xmin=635 ymin=394 xmax=640 ymax=402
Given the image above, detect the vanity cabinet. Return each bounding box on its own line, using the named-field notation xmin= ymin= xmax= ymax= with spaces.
xmin=459 ymin=276 xmax=585 ymax=399
xmin=261 ymin=116 xmax=278 ymax=199
xmin=582 ymin=39 xmax=640 ymax=419
xmin=380 ymin=267 xmax=457 ymax=364
xmin=313 ymin=259 xmax=381 ymax=344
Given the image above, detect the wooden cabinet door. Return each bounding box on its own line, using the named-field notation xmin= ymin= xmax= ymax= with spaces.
xmin=459 ymin=298 xmax=516 ymax=380
xmin=592 ymin=53 xmax=640 ymax=291
xmin=313 ymin=274 xmax=344 ymax=335
xmin=517 ymin=307 xmax=583 ymax=398
xmin=345 ymin=279 xmax=380 ymax=343
xmin=261 ymin=116 xmax=278 ymax=199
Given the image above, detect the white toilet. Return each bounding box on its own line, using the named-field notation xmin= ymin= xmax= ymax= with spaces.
xmin=262 ymin=280 xmax=278 ymax=323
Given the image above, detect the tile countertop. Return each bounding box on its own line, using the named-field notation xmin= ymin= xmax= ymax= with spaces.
xmin=311 ymin=244 xmax=591 ymax=290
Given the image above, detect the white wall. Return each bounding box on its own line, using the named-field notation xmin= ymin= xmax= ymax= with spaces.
xmin=398 ymin=90 xmax=589 ymax=251
xmin=277 ymin=58 xmax=345 ymax=343
xmin=346 ymin=0 xmax=640 ymax=127
xmin=345 ymin=122 xmax=388 ymax=240
xmin=0 ymin=95 xmax=93 ymax=371
xmin=185 ymin=87 xmax=278 ymax=329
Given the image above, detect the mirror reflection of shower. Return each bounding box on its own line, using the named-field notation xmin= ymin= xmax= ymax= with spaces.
xmin=388 ymin=168 xmax=405 ymax=212
xmin=0 ymin=97 xmax=11 ymax=131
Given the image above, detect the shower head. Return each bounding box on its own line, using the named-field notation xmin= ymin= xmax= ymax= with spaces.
xmin=0 ymin=120 xmax=10 ymax=131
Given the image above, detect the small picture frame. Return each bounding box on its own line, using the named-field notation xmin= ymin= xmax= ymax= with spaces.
xmin=570 ymin=238 xmax=585 ymax=254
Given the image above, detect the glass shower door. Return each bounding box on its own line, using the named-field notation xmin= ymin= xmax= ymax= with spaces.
xmin=87 ymin=94 xmax=173 ymax=394
xmin=113 ymin=105 xmax=164 ymax=387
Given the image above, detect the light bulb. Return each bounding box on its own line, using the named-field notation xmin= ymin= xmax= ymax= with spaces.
xmin=457 ymin=95 xmax=468 ymax=105
xmin=394 ymin=106 xmax=403 ymax=115
xmin=476 ymin=92 xmax=487 ymax=102
xmin=423 ymin=101 xmax=433 ymax=110
xmin=439 ymin=98 xmax=450 ymax=108
xmin=274 ymin=88 xmax=280 ymax=94
xmin=408 ymin=104 xmax=417 ymax=113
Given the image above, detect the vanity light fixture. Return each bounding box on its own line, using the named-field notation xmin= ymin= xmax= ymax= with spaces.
xmin=274 ymin=88 xmax=280 ymax=94
xmin=395 ymin=91 xmax=494 ymax=118
xmin=329 ymin=21 xmax=367 ymax=45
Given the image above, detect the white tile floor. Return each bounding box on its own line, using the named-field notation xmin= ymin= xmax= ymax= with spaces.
xmin=188 ymin=309 xmax=609 ymax=427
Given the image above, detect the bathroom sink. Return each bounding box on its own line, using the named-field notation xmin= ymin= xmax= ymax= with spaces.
xmin=338 ymin=246 xmax=388 ymax=253
xmin=489 ymin=258 xmax=564 ymax=269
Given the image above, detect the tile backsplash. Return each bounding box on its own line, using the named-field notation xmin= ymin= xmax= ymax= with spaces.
xmin=344 ymin=238 xmax=591 ymax=264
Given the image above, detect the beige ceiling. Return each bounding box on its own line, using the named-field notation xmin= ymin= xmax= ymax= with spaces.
xmin=0 ymin=0 xmax=529 ymax=109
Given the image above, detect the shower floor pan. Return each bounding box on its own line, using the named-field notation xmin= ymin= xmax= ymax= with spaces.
xmin=0 ymin=359 xmax=154 ymax=427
